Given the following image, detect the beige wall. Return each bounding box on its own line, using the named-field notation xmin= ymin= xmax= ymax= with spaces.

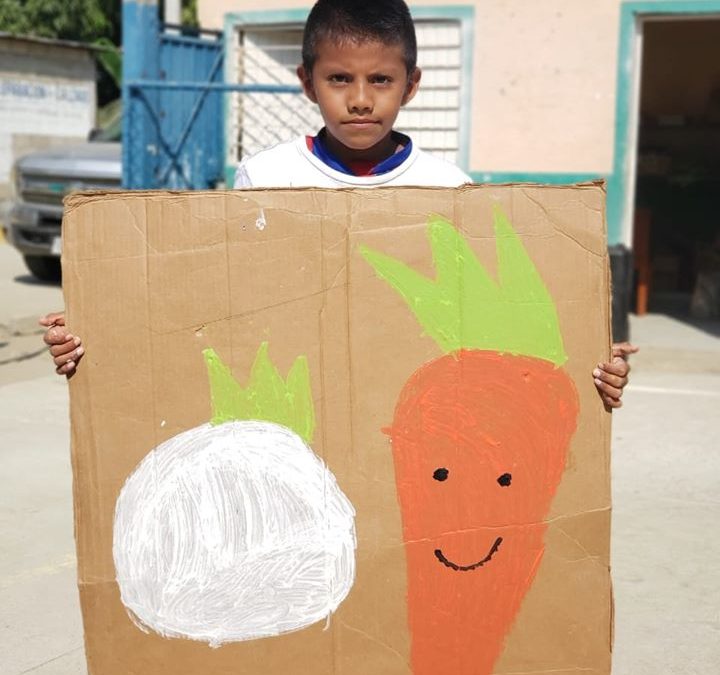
xmin=471 ymin=0 xmax=620 ymax=174
xmin=200 ymin=0 xmax=625 ymax=175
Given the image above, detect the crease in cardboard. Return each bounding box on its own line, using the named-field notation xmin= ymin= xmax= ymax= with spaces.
xmin=339 ymin=619 xmax=411 ymax=670
xmin=396 ymin=508 xmax=611 ymax=550
xmin=143 ymin=286 xmax=345 ymax=339
xmin=520 ymin=191 xmax=606 ymax=258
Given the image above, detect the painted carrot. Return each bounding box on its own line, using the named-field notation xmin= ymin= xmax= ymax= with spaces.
xmin=361 ymin=208 xmax=579 ymax=675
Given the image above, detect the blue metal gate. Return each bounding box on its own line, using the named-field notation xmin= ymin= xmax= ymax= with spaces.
xmin=122 ymin=1 xmax=224 ymax=189
xmin=121 ymin=0 xmax=302 ymax=190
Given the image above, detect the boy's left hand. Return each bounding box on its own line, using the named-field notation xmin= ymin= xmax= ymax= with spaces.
xmin=593 ymin=342 xmax=639 ymax=409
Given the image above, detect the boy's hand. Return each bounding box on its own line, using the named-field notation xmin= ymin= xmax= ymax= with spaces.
xmin=39 ymin=312 xmax=84 ymax=377
xmin=593 ymin=342 xmax=639 ymax=409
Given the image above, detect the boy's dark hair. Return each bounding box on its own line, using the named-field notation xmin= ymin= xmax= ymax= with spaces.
xmin=302 ymin=0 xmax=417 ymax=75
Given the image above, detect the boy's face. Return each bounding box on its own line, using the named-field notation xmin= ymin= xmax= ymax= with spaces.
xmin=297 ymin=39 xmax=420 ymax=163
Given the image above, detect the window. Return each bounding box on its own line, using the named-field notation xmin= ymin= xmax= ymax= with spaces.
xmin=228 ymin=19 xmax=464 ymax=166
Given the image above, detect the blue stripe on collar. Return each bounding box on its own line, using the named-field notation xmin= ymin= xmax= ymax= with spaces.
xmin=309 ymin=129 xmax=413 ymax=176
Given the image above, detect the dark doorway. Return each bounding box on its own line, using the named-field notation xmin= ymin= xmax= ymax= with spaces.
xmin=633 ymin=19 xmax=720 ymax=320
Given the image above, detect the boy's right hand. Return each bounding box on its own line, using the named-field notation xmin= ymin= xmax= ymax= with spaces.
xmin=40 ymin=312 xmax=84 ymax=376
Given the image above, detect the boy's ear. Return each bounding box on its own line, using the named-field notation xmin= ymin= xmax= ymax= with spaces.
xmin=297 ymin=65 xmax=318 ymax=103
xmin=402 ymin=67 xmax=422 ymax=106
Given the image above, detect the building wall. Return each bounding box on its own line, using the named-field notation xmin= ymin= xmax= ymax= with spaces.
xmin=0 ymin=37 xmax=97 ymax=202
xmin=199 ymin=0 xmax=623 ymax=177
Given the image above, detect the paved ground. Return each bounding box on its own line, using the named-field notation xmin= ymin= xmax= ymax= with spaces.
xmin=1 ymin=240 xmax=718 ymax=674
xmin=0 ymin=244 xmax=85 ymax=674
xmin=610 ymin=314 xmax=720 ymax=675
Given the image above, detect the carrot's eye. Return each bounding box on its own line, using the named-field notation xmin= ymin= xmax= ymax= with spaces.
xmin=433 ymin=468 xmax=449 ymax=482
xmin=497 ymin=473 xmax=512 ymax=487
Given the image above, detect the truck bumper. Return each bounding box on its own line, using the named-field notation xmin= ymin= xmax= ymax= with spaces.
xmin=7 ymin=204 xmax=62 ymax=257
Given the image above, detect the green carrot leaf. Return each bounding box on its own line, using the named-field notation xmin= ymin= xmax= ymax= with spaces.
xmin=360 ymin=208 xmax=567 ymax=365
xmin=286 ymin=355 xmax=316 ymax=446
xmin=203 ymin=343 xmax=315 ymax=443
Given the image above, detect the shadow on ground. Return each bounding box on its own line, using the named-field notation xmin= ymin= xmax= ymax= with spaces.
xmin=13 ymin=274 xmax=61 ymax=288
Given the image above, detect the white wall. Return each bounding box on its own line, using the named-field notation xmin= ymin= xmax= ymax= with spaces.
xmin=0 ymin=38 xmax=96 ymax=198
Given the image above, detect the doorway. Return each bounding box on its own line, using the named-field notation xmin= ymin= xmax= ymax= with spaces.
xmin=632 ymin=17 xmax=720 ymax=319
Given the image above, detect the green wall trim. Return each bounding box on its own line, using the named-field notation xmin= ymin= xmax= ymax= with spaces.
xmin=222 ymin=5 xmax=475 ymax=183
xmin=470 ymin=172 xmax=606 ymax=185
xmin=224 ymin=8 xmax=310 ymax=26
xmin=609 ymin=0 xmax=720 ymax=245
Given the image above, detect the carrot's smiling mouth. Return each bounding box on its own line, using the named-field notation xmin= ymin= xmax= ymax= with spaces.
xmin=434 ymin=537 xmax=503 ymax=572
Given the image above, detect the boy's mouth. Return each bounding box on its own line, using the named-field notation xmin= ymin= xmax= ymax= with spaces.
xmin=434 ymin=537 xmax=503 ymax=572
xmin=344 ymin=118 xmax=379 ymax=126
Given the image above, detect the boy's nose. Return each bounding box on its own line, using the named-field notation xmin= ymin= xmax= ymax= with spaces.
xmin=347 ymin=82 xmax=373 ymax=114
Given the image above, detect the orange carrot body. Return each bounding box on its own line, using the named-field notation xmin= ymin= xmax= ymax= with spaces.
xmin=389 ymin=350 xmax=579 ymax=674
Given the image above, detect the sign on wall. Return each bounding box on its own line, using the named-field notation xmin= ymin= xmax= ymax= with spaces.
xmin=0 ymin=76 xmax=94 ymax=181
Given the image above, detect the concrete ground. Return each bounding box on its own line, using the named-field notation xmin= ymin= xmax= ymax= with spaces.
xmin=0 ymin=240 xmax=718 ymax=674
xmin=0 ymin=244 xmax=85 ymax=674
xmin=610 ymin=314 xmax=720 ymax=675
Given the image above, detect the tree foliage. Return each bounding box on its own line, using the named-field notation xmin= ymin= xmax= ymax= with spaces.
xmin=0 ymin=0 xmax=116 ymax=43
xmin=181 ymin=0 xmax=199 ymax=29
xmin=0 ymin=0 xmax=198 ymax=105
xmin=1 ymin=0 xmax=199 ymax=44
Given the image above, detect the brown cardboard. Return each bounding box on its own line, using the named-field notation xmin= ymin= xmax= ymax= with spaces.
xmin=62 ymin=184 xmax=612 ymax=675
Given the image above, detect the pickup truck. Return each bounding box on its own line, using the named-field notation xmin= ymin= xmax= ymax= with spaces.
xmin=5 ymin=122 xmax=121 ymax=281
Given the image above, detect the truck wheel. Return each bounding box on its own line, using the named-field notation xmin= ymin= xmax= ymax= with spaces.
xmin=23 ymin=255 xmax=61 ymax=282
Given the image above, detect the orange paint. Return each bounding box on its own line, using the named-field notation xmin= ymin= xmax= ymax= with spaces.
xmin=389 ymin=350 xmax=578 ymax=674
xmin=362 ymin=213 xmax=581 ymax=671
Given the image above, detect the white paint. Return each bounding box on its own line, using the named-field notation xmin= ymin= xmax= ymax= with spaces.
xmin=255 ymin=209 xmax=267 ymax=231
xmin=113 ymin=420 xmax=356 ymax=647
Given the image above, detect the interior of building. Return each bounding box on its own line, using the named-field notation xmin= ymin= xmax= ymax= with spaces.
xmin=634 ymin=18 xmax=720 ymax=320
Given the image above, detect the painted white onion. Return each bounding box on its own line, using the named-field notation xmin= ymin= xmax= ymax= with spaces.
xmin=113 ymin=420 xmax=356 ymax=647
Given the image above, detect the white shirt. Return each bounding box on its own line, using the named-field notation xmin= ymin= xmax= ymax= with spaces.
xmin=233 ymin=136 xmax=471 ymax=189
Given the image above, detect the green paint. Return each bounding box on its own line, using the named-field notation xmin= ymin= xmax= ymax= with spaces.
xmin=203 ymin=343 xmax=315 ymax=443
xmin=470 ymin=172 xmax=605 ymax=185
xmin=360 ymin=208 xmax=567 ymax=366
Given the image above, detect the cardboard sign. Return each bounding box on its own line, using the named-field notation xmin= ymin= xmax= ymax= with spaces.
xmin=63 ymin=184 xmax=612 ymax=675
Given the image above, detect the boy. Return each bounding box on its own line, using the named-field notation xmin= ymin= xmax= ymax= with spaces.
xmin=234 ymin=0 xmax=468 ymax=189
xmin=41 ymin=0 xmax=636 ymax=405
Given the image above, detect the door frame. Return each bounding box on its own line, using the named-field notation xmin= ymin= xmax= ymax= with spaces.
xmin=608 ymin=0 xmax=720 ymax=247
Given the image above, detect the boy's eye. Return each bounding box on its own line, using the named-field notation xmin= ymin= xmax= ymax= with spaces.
xmin=371 ymin=75 xmax=392 ymax=85
xmin=328 ymin=74 xmax=349 ymax=84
